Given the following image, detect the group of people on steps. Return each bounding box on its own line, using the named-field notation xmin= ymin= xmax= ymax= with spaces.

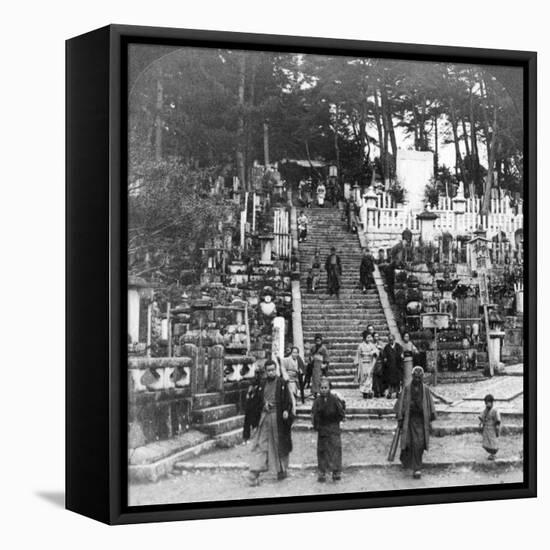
xmin=243 ymin=356 xmax=502 ymax=486
xmin=242 ymin=205 xmax=503 ymax=487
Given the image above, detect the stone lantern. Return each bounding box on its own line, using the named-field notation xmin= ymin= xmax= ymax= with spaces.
xmin=452 ymin=181 xmax=467 ymax=213
xmin=416 ymin=210 xmax=439 ymax=244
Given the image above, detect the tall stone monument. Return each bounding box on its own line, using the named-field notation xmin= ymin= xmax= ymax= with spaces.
xmin=396 ymin=150 xmax=434 ymax=212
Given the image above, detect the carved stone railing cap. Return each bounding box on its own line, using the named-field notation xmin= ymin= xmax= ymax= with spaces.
xmin=128 ymin=356 xmax=192 ymax=369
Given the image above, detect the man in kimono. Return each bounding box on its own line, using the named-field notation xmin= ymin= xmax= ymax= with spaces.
xmin=382 ymin=333 xmax=403 ymax=398
xmin=395 ymin=366 xmax=436 ymax=479
xmin=247 ymin=360 xmax=294 ymax=486
xmin=325 ymin=247 xmax=342 ymax=297
xmin=359 ymin=249 xmax=375 ymax=293
xmin=312 ymin=378 xmax=346 ymax=482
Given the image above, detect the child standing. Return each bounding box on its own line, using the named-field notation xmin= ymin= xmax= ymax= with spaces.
xmin=479 ymin=394 xmax=501 ymax=460
xmin=312 ymin=378 xmax=346 ymax=482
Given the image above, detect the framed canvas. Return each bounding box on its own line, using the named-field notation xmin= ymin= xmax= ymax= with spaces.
xmin=66 ymin=24 xmax=537 ymax=525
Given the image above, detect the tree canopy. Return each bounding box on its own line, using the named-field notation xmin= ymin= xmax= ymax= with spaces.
xmin=128 ymin=45 xmax=524 ymax=281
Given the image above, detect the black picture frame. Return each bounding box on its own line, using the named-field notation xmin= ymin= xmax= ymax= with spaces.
xmin=66 ymin=24 xmax=537 ymax=525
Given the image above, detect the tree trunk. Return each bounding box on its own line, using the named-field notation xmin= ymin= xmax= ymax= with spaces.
xmin=373 ymin=88 xmax=385 ymax=180
xmin=468 ymin=77 xmax=480 ymax=191
xmin=154 ymin=78 xmax=163 ymax=162
xmin=480 ymin=77 xmax=498 ymax=213
xmin=381 ymin=83 xmax=397 ymax=178
xmin=333 ymin=106 xmax=341 ymax=181
xmin=461 ymin=117 xmax=471 ymax=182
xmin=359 ymin=105 xmax=367 ymax=182
xmin=449 ymin=97 xmax=467 ymax=184
xmin=433 ymin=114 xmax=439 ymax=174
xmin=263 ymin=122 xmax=270 ymax=166
xmin=236 ymin=52 xmax=246 ymax=189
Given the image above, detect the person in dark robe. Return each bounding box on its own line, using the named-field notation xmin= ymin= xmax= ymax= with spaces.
xmin=247 ymin=360 xmax=294 ymax=486
xmin=359 ymin=249 xmax=375 ymax=293
xmin=382 ymin=334 xmax=403 ymax=398
xmin=242 ymin=367 xmax=264 ymax=442
xmin=312 ymin=378 xmax=346 ymax=482
xmin=325 ymin=247 xmax=342 ymax=297
xmin=394 ymin=366 xmax=437 ymax=479
xmin=371 ymin=332 xmax=386 ymax=397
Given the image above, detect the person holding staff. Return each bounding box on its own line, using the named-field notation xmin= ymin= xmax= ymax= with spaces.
xmin=247 ymin=360 xmax=294 ymax=486
xmin=394 ymin=366 xmax=437 ymax=479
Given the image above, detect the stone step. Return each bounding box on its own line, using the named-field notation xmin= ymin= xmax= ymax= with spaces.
xmin=302 ymin=309 xmax=385 ymax=317
xmin=300 ymin=289 xmax=381 ymax=296
xmin=192 ymin=392 xmax=223 ymax=410
xmin=331 ymin=381 xmax=359 ymax=389
xmin=198 ymin=415 xmax=245 ymax=437
xmin=304 ymin=332 xmax=389 ymax=338
xmin=328 ymin=373 xmax=356 ymax=381
xmin=191 ymin=404 xmax=237 ymax=424
xmin=214 ymin=428 xmax=243 ymax=448
xmin=302 ymin=316 xmax=386 ymax=323
xmin=302 ymin=300 xmax=383 ymax=306
xmin=326 ymin=367 xmax=357 ymax=374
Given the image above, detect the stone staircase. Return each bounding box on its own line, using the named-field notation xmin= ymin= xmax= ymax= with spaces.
xmin=191 ymin=392 xmax=244 ymax=447
xmin=299 ymin=207 xmax=390 ymax=389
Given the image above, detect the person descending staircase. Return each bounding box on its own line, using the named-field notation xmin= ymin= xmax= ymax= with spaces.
xmin=299 ymin=207 xmax=390 ymax=390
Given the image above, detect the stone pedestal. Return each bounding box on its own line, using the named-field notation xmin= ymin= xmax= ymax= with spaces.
xmin=417 ymin=210 xmax=439 ymax=244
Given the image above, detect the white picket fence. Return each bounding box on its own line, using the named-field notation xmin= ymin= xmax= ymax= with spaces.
xmin=273 ymin=208 xmax=292 ymax=259
xmin=361 ymin=190 xmax=523 ymax=242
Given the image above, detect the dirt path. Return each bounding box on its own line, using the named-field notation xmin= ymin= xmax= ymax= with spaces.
xmin=128 ymin=465 xmax=522 ymax=506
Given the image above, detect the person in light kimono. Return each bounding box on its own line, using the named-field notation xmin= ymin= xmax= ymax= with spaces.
xmin=353 ymin=331 xmax=379 ymax=399
xmin=308 ymin=334 xmax=329 ymax=397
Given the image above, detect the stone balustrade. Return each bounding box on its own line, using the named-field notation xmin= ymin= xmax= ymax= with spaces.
xmin=128 ymin=356 xmax=193 ymax=393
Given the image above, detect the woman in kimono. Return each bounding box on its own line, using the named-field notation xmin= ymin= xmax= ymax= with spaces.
xmin=479 ymin=394 xmax=501 ymax=460
xmin=312 ymin=378 xmax=346 ymax=482
xmin=401 ymin=332 xmax=419 ymax=388
xmin=308 ymin=334 xmax=329 ymax=397
xmin=353 ymin=331 xmax=379 ymax=399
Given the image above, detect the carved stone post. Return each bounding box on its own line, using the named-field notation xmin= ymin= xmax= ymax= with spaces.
xmin=208 ymin=344 xmax=225 ymax=393
xmin=181 ymin=343 xmax=199 ymax=396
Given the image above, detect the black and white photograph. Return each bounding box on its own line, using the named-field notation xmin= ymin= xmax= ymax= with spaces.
xmin=126 ymin=41 xmax=529 ymax=508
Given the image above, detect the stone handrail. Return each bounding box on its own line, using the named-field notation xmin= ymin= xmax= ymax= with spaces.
xmin=128 ymin=356 xmax=192 ymax=393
